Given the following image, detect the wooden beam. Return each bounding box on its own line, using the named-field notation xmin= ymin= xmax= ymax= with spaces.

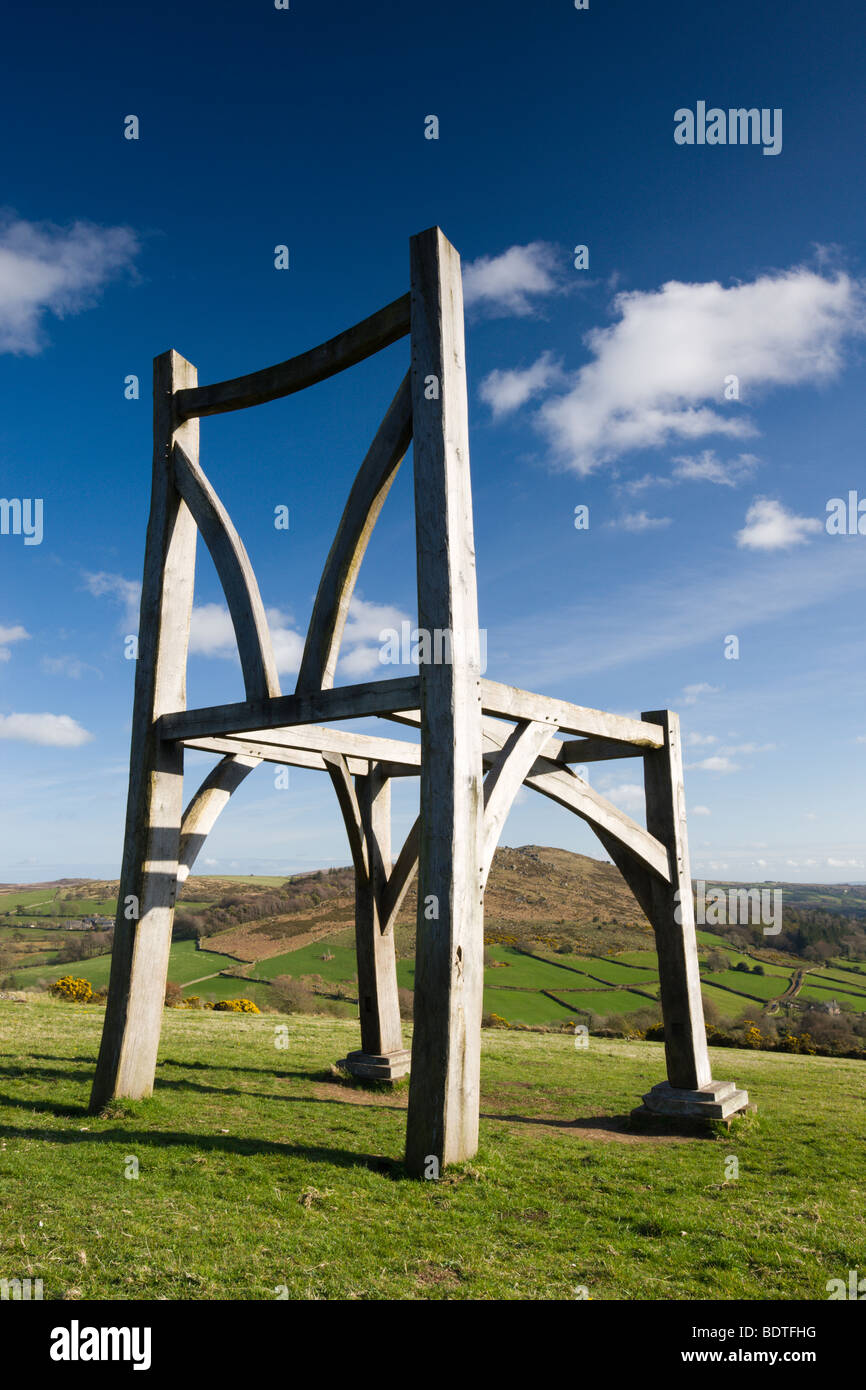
xmin=90 ymin=350 xmax=200 ymax=1112
xmin=173 ymin=442 xmax=280 ymax=700
xmin=182 ymin=736 xmax=369 ymax=776
xmin=479 ymin=679 xmax=664 ymax=748
xmin=211 ymin=722 xmax=420 ymax=767
xmin=323 ymin=753 xmax=369 ymax=888
xmin=296 ymin=373 xmax=412 ymax=694
xmin=380 ymin=814 xmax=421 ymax=933
xmin=641 ymin=709 xmax=711 ymax=1090
xmin=352 ymin=767 xmax=405 ymax=1057
xmin=405 ymin=227 xmax=485 ymax=1177
xmin=556 ymin=736 xmax=647 ymax=764
xmin=174 ymin=293 xmax=411 ymax=419
xmin=158 ymin=675 xmax=421 ymax=742
xmin=481 ymin=721 xmax=555 ymax=885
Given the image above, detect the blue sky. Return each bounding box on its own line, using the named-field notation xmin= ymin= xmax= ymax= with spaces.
xmin=0 ymin=0 xmax=864 ymax=884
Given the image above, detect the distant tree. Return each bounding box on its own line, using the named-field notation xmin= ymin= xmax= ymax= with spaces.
xmin=271 ymin=975 xmax=315 ymax=1014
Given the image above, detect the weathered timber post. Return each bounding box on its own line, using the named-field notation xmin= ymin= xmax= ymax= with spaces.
xmin=340 ymin=765 xmax=411 ymax=1080
xmin=405 ymin=227 xmax=485 ymax=1175
xmin=89 ymin=350 xmax=198 ymax=1112
xmin=637 ymin=709 xmax=748 ymax=1119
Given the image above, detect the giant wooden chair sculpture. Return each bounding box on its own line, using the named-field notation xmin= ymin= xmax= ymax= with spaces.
xmin=90 ymin=227 xmax=748 ymax=1173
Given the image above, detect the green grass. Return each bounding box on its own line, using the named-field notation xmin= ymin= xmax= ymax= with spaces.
xmin=705 ymin=970 xmax=788 ymax=1002
xmin=253 ymin=943 xmax=358 ymax=983
xmin=180 ymin=979 xmax=279 ymax=1010
xmin=0 ymin=1000 xmax=863 ymax=1300
xmin=483 ymin=986 xmax=578 ymax=1024
xmin=798 ymin=985 xmax=866 ymax=1013
xmin=9 ymin=940 xmax=238 ymax=993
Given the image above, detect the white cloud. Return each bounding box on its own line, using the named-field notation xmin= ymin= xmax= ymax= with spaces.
xmin=84 ymin=575 xmax=411 ymax=683
xmin=538 ymin=266 xmax=864 ymax=473
xmin=718 ymin=741 xmax=775 ymax=755
xmin=827 ymin=857 xmax=864 ymax=869
xmin=42 ymin=655 xmax=101 ymax=679
xmin=83 ymin=571 xmax=141 ymax=626
xmin=691 ymin=805 xmax=711 ymax=815
xmin=619 ymin=472 xmax=673 ymax=495
xmin=685 ymin=732 xmax=717 ymax=746
xmin=687 ymin=755 xmax=739 ymax=773
xmin=0 ymin=712 xmax=94 ymax=747
xmin=189 ymin=603 xmax=305 ymax=677
xmin=338 ymin=595 xmax=413 ymax=678
xmin=0 ymin=623 xmax=29 ymax=662
xmin=0 ymin=216 xmax=140 ymax=354
xmin=479 ymin=352 xmax=564 ymax=419
xmin=735 ymin=497 xmax=823 ymax=551
xmin=856 ymin=735 xmax=866 ymax=744
xmin=672 ymin=450 xmax=759 ymax=487
xmin=462 ymin=241 xmax=562 ymax=317
xmin=610 ymin=510 xmax=672 ymax=533
xmin=600 ymin=782 xmax=645 ymax=811
xmin=681 ymin=683 xmax=719 ymax=705
xmin=187 ymin=603 xmax=236 ymax=658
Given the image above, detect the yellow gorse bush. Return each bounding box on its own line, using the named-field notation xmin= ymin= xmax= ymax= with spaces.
xmin=49 ymin=975 xmax=93 ymax=1003
xmin=212 ymin=998 xmax=260 ymax=1013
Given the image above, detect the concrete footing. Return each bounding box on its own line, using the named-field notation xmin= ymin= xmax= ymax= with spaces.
xmin=634 ymin=1078 xmax=750 ymax=1121
xmin=338 ymin=1049 xmax=412 ymax=1082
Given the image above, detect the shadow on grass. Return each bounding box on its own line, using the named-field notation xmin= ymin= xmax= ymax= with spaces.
xmin=0 ymin=1119 xmax=408 ymax=1177
xmin=480 ymin=1110 xmax=718 ymax=1141
xmin=24 ymin=1054 xmax=331 ymax=1082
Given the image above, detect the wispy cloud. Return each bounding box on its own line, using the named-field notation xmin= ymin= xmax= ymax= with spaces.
xmin=41 ymin=655 xmax=101 ymax=680
xmin=681 ymin=683 xmax=719 ymax=705
xmin=489 ymin=539 xmax=866 ymax=688
xmin=0 ymin=623 xmax=29 ymax=662
xmin=0 ymin=216 xmax=140 ymax=354
xmin=608 ymin=510 xmax=672 ymax=533
xmin=83 ymin=571 xmax=141 ymax=626
xmin=672 ymin=450 xmax=759 ymax=487
xmin=687 ymin=754 xmax=739 ymax=773
xmin=735 ymin=497 xmax=823 ymax=551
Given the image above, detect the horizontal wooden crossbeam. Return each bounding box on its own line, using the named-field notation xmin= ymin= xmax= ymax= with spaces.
xmin=186 ymin=722 xmax=420 ymax=768
xmin=479 ymin=679 xmax=664 ymax=748
xmin=174 ymin=293 xmax=411 ymax=419
xmin=184 ymin=738 xmax=418 ymax=778
xmin=557 ymin=736 xmax=648 ymax=764
xmin=158 ymin=676 xmax=421 ymax=742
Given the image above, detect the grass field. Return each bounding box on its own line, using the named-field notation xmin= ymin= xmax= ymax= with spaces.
xmin=9 ymin=922 xmax=866 ymax=1030
xmin=0 ymin=1000 xmax=863 ymax=1300
xmin=10 ymin=940 xmax=239 ymax=993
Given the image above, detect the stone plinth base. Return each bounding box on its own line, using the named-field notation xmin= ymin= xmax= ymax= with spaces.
xmin=338 ymin=1049 xmax=411 ymax=1082
xmin=634 ymin=1079 xmax=749 ymax=1121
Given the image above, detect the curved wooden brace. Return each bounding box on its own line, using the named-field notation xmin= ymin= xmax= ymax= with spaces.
xmin=175 ymin=293 xmax=411 ymax=420
xmin=177 ymin=753 xmax=262 ymax=884
xmin=323 ymin=752 xmax=369 ymax=889
xmin=173 ymin=441 xmax=281 ymax=702
xmin=481 ymin=720 xmax=556 ymax=886
xmin=386 ymin=708 xmax=671 ymax=886
xmin=295 ymin=372 xmax=413 ymax=694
